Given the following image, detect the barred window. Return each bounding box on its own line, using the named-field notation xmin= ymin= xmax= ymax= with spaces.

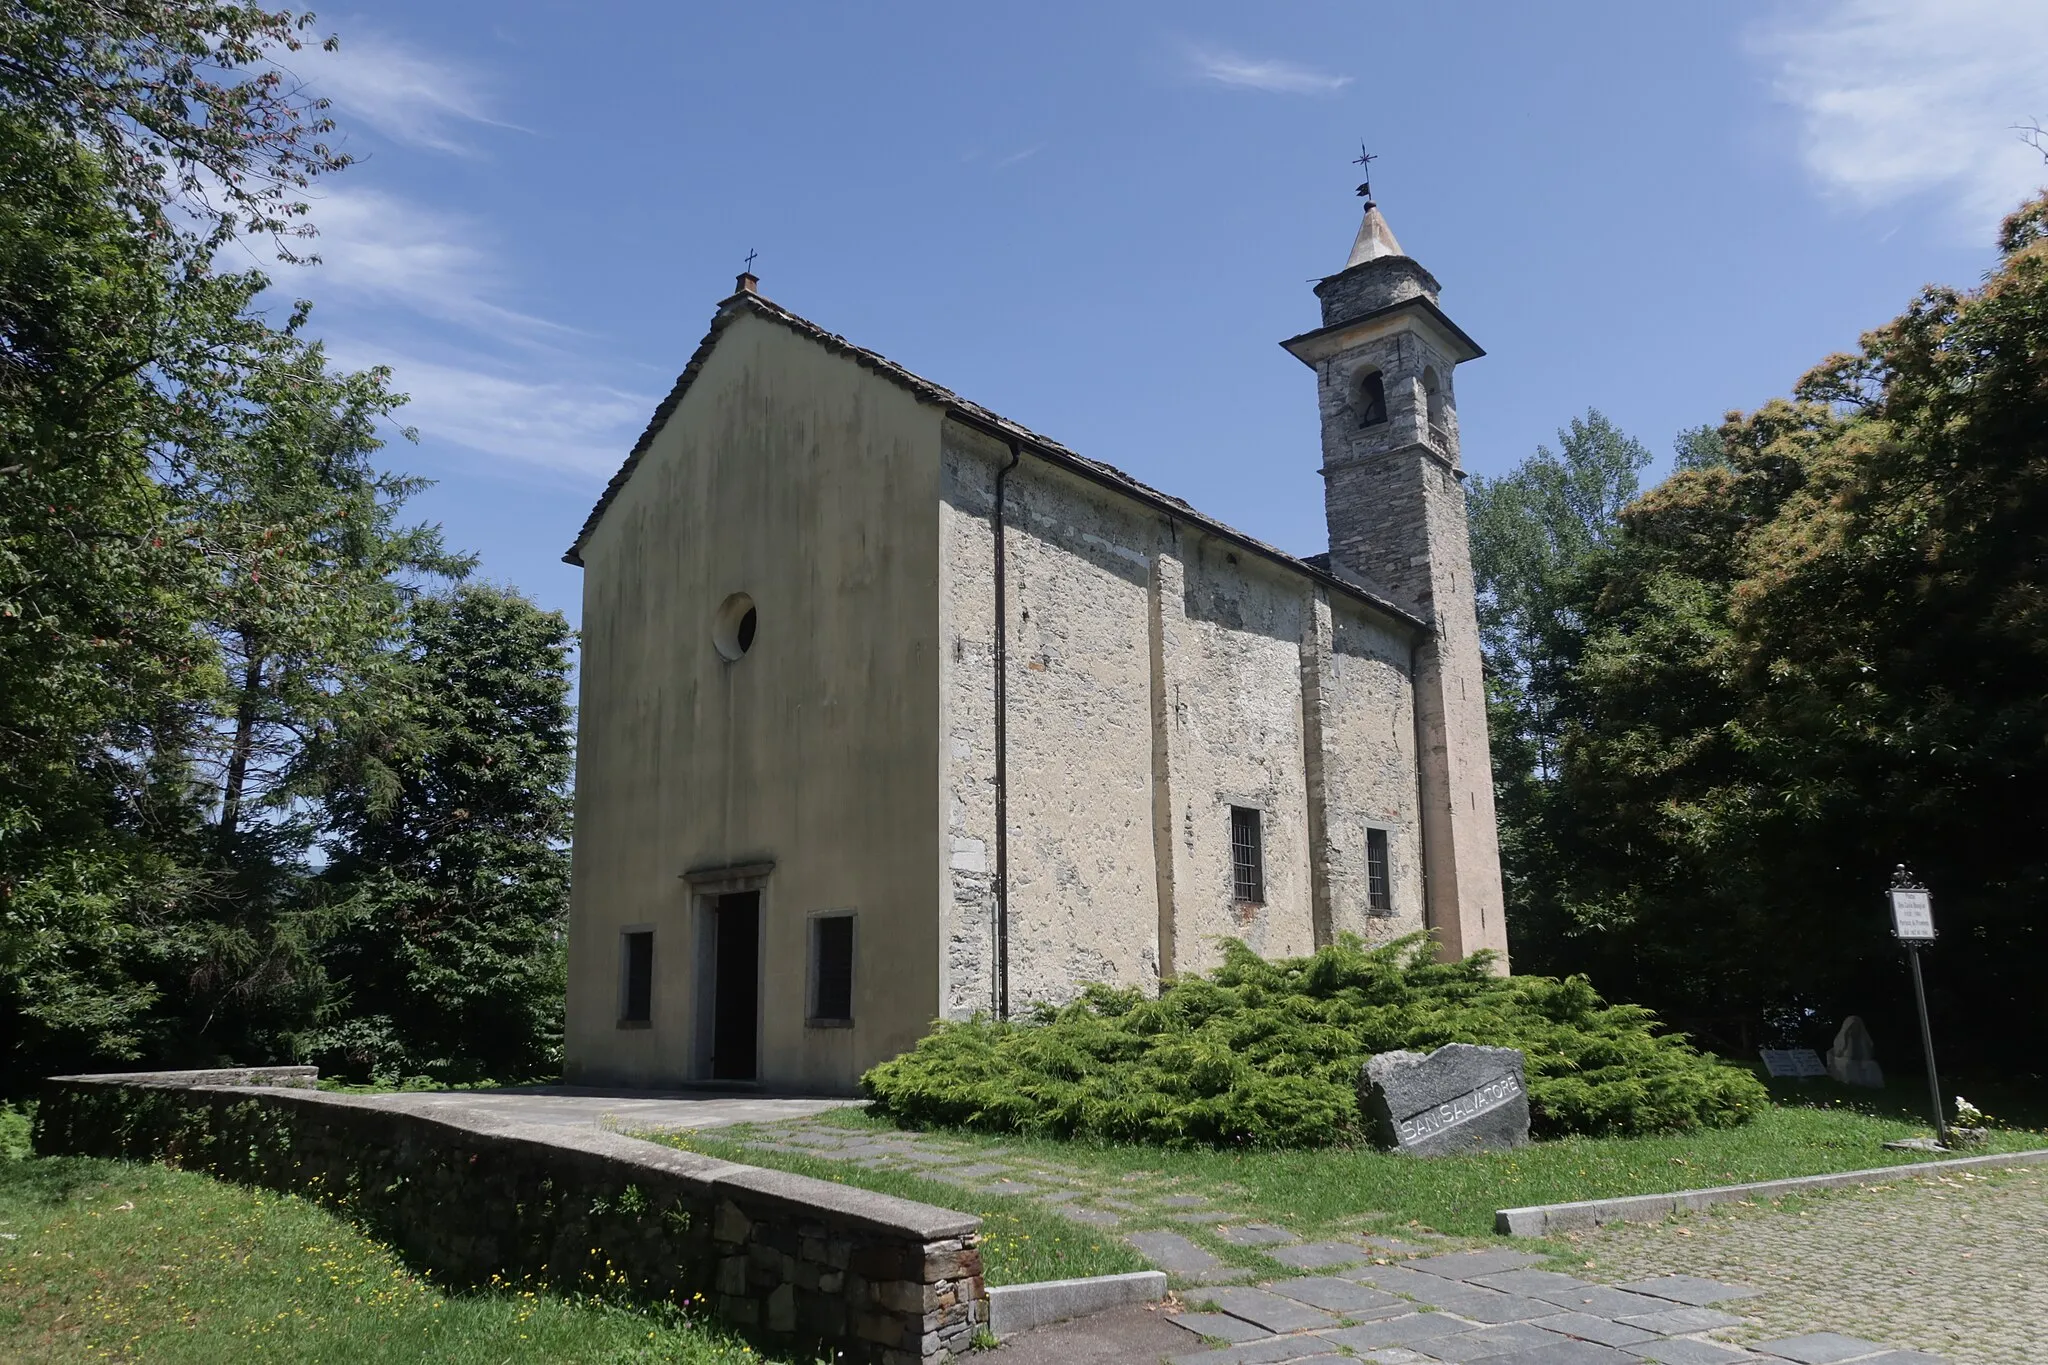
xmin=1230 ymin=806 xmax=1265 ymax=905
xmin=1366 ymin=827 xmax=1393 ymax=914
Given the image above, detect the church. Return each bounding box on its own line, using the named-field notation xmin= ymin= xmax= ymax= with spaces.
xmin=560 ymin=188 xmax=1509 ymax=1094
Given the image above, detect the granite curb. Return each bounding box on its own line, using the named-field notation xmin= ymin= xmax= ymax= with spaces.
xmin=1495 ymin=1147 xmax=2048 ymax=1235
xmin=985 ymin=1270 xmax=1168 ymax=1337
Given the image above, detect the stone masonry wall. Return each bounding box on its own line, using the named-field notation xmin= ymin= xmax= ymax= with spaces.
xmin=938 ymin=420 xmax=1431 ymax=1012
xmin=34 ymin=1070 xmax=985 ymax=1364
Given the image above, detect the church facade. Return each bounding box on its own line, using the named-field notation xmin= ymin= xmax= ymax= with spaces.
xmin=561 ymin=197 xmax=1508 ymax=1094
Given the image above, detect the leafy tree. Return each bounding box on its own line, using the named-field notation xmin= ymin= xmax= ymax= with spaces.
xmin=1467 ymin=411 xmax=1650 ymax=966
xmin=309 ymin=585 xmax=574 ymax=1082
xmin=1536 ymin=194 xmax=2048 ymax=1063
xmin=0 ymin=0 xmax=349 ymax=254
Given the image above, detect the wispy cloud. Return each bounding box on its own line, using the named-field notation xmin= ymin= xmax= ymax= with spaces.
xmin=262 ymin=29 xmax=646 ymax=480
xmin=993 ymin=144 xmax=1044 ymax=169
xmin=1751 ymin=0 xmax=2048 ymax=233
xmin=300 ymin=28 xmax=517 ymax=155
xmin=301 ymin=187 xmax=574 ymax=341
xmin=337 ymin=347 xmax=652 ymax=477
xmin=1183 ymin=44 xmax=1350 ymax=96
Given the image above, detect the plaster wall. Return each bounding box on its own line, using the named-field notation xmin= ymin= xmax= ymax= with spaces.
xmin=566 ymin=311 xmax=944 ymax=1092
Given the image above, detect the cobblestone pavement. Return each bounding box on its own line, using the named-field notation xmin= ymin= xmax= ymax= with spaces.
xmin=1569 ymin=1165 xmax=2047 ymax=1365
xmin=695 ymin=1115 xmax=1990 ymax=1364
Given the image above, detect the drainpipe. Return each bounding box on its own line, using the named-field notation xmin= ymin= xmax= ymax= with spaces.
xmin=992 ymin=439 xmax=1021 ymax=1020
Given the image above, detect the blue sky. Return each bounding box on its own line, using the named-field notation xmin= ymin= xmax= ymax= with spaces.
xmin=269 ymin=0 xmax=2048 ymax=629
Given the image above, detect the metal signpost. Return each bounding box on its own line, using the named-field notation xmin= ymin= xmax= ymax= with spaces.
xmin=1888 ymin=865 xmax=1947 ymax=1145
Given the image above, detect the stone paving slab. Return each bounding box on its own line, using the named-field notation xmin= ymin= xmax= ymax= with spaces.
xmin=1616 ymin=1307 xmax=1746 ymax=1335
xmin=1173 ymin=1311 xmax=1270 ymax=1344
xmin=1218 ymin=1223 xmax=1301 ymax=1247
xmin=1207 ymin=1287 xmax=1339 ymax=1334
xmin=1529 ymin=1311 xmax=1659 ymax=1348
xmin=1420 ymin=1283 xmax=1561 ymax=1324
xmin=1263 ymin=1275 xmax=1407 ymax=1317
xmin=1269 ymin=1240 xmax=1373 ymax=1269
xmin=1750 ymin=1334 xmax=1892 ymax=1363
xmin=1409 ymin=1250 xmax=1549 ymax=1279
xmin=1346 ymin=1263 xmax=1465 ymax=1298
xmin=1494 ymin=1342 xmax=1638 ymax=1363
xmin=1616 ymin=1276 xmax=1763 ymax=1307
xmin=1415 ymin=1321 xmax=1578 ymax=1361
xmin=1170 ymin=1335 xmax=1376 ymax=1364
xmin=1472 ymin=1269 xmax=1600 ymax=1297
xmin=1623 ymin=1338 xmax=1765 ymax=1363
xmin=1535 ymin=1286 xmax=1688 ymax=1318
xmin=1321 ymin=1312 xmax=1482 ymax=1350
xmin=1127 ymin=1229 xmax=1243 ymax=1284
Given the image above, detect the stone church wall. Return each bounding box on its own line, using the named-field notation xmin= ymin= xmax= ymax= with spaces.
xmin=938 ymin=421 xmax=1427 ymax=1017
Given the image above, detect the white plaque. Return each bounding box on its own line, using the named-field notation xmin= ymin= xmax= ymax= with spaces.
xmin=1890 ymin=889 xmax=1935 ymax=941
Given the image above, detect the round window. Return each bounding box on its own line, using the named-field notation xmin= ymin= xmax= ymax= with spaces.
xmin=713 ymin=592 xmax=758 ymax=661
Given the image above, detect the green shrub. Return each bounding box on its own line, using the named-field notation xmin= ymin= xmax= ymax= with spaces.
xmin=862 ymin=935 xmax=1767 ymax=1148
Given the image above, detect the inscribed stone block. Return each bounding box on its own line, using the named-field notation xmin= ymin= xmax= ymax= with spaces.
xmin=1361 ymin=1044 xmax=1531 ymax=1156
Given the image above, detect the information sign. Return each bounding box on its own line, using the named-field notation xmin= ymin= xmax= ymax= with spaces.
xmin=1890 ymin=888 xmax=1936 ymax=941
xmin=1758 ymin=1048 xmax=1828 ymax=1079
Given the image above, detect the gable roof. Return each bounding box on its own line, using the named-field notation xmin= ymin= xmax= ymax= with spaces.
xmin=562 ymin=289 xmax=1428 ymax=633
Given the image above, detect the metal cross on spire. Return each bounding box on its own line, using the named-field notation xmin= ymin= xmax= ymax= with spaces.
xmin=1353 ymin=144 xmax=1378 ymax=205
xmin=744 ymin=248 xmax=758 ymax=273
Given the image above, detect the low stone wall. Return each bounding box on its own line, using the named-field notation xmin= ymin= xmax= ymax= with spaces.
xmin=34 ymin=1070 xmax=985 ymax=1363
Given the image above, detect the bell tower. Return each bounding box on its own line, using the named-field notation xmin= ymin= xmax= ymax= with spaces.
xmin=1282 ymin=176 xmax=1509 ymax=969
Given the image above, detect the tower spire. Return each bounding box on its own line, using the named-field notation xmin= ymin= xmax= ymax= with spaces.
xmin=1345 ymin=145 xmax=1404 ymax=268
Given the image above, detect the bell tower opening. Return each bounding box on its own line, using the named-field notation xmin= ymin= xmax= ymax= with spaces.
xmin=1356 ymin=369 xmax=1388 ymax=427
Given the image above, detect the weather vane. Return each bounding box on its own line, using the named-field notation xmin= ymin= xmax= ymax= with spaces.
xmin=1353 ymin=144 xmax=1378 ymax=205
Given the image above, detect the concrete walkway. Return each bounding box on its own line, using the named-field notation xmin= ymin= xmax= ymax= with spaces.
xmin=346 ymin=1086 xmax=859 ymax=1132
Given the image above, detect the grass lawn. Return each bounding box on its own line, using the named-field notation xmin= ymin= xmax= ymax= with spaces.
xmin=651 ymin=1074 xmax=2048 ymax=1269
xmin=0 ymin=1152 xmax=808 ymax=1365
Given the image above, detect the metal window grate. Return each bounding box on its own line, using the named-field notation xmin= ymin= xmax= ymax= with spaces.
xmin=812 ymin=915 xmax=854 ymax=1023
xmin=620 ymin=931 xmax=653 ymax=1023
xmin=1366 ymin=827 xmax=1392 ymax=914
xmin=1230 ymin=806 xmax=1265 ymax=905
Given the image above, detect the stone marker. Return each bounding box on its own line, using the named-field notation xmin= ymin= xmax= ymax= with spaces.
xmin=1359 ymin=1043 xmax=1531 ymax=1156
xmin=1826 ymin=1015 xmax=1884 ymax=1088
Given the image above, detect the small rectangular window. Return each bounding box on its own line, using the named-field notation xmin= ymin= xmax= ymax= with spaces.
xmin=620 ymin=930 xmax=653 ymax=1025
xmin=810 ymin=914 xmax=855 ymax=1026
xmin=1230 ymin=806 xmax=1265 ymax=905
xmin=1366 ymin=827 xmax=1393 ymax=914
